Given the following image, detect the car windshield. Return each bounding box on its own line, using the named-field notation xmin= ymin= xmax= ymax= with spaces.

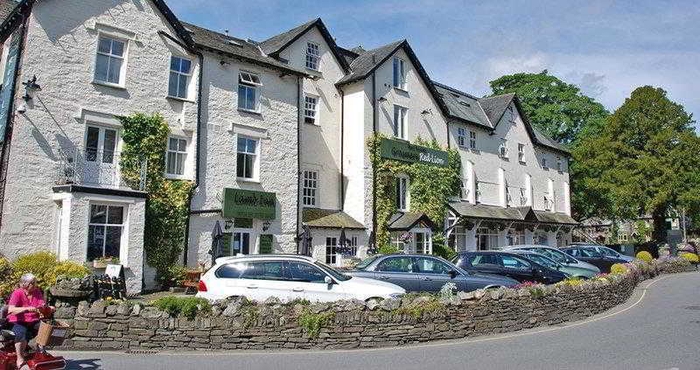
xmin=356 ymin=255 xmax=380 ymax=270
xmin=599 ymin=247 xmax=619 ymax=257
xmin=532 ymin=248 xmax=572 ymax=264
xmin=314 ymin=261 xmax=351 ymax=281
xmin=524 ymin=253 xmax=560 ymax=270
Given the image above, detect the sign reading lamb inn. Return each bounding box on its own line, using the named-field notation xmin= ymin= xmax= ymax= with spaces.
xmin=222 ymin=188 xmax=276 ymax=220
xmin=379 ymin=138 xmax=449 ymax=168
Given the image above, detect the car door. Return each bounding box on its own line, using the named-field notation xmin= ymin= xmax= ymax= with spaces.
xmin=580 ymin=247 xmax=609 ymax=271
xmin=499 ymin=254 xmax=536 ymax=282
xmin=413 ymin=256 xmax=454 ymax=292
xmin=237 ymin=260 xmax=293 ymax=302
xmin=374 ymin=256 xmax=420 ymax=292
xmin=287 ymin=260 xmax=346 ymax=302
xmin=466 ymin=254 xmax=504 ymax=276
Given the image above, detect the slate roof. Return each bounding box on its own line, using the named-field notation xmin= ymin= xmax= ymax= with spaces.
xmin=432 ymin=81 xmax=492 ymax=129
xmin=532 ymin=210 xmax=578 ymax=225
xmin=302 ymin=208 xmax=365 ymax=229
xmin=387 ymin=212 xmax=435 ymax=231
xmin=181 ymin=22 xmax=306 ymax=76
xmin=0 ymin=0 xmax=17 ymax=24
xmin=478 ymin=93 xmax=516 ymax=125
xmin=448 ymin=201 xmax=578 ymax=225
xmin=336 ymin=40 xmax=404 ymax=85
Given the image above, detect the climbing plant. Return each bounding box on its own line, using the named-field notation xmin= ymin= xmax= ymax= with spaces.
xmin=367 ymin=134 xmax=461 ymax=258
xmin=118 ymin=113 xmax=193 ymax=283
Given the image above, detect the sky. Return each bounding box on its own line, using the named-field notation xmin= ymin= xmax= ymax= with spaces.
xmin=169 ymin=0 xmax=700 ymax=129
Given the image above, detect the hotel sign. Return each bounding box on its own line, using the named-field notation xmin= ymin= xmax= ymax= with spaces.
xmin=222 ymin=188 xmax=276 ymax=220
xmin=379 ymin=138 xmax=448 ymax=168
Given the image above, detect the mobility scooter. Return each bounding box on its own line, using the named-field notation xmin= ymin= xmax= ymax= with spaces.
xmin=0 ymin=305 xmax=66 ymax=370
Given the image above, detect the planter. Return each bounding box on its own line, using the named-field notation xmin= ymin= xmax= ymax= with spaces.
xmin=92 ymin=260 xmax=119 ymax=269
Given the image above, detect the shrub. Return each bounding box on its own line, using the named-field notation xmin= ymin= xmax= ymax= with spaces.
xmin=636 ymin=251 xmax=653 ymax=263
xmin=152 ymin=296 xmax=211 ymax=319
xmin=160 ymin=265 xmax=188 ymax=287
xmin=298 ymin=309 xmax=335 ymax=338
xmin=558 ymin=277 xmax=584 ymax=287
xmin=0 ymin=257 xmax=14 ymax=298
xmin=51 ymin=261 xmax=91 ymax=281
xmin=610 ymin=263 xmax=629 ymax=275
xmin=680 ymin=252 xmax=699 ymax=264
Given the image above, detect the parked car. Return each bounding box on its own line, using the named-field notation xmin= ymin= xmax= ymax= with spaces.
xmin=348 ymin=254 xmax=517 ymax=293
xmin=568 ymin=244 xmax=635 ymax=263
xmin=508 ymin=250 xmax=596 ymax=279
xmin=504 ymin=245 xmax=600 ymax=276
xmin=561 ymin=246 xmax=630 ymax=273
xmin=452 ymin=251 xmax=569 ymax=284
xmin=196 ymin=255 xmax=405 ymax=302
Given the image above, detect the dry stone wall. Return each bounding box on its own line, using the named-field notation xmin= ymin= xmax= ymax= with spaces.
xmin=55 ymin=259 xmax=694 ymax=351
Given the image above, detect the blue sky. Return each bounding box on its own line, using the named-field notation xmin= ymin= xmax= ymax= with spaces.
xmin=170 ymin=0 xmax=699 ymax=129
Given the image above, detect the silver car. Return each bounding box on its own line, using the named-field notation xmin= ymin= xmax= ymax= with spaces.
xmin=567 ymin=243 xmax=635 ymax=262
xmin=504 ymin=245 xmax=600 ymax=274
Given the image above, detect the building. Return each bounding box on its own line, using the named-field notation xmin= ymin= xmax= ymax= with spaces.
xmin=0 ymin=0 xmax=576 ymax=292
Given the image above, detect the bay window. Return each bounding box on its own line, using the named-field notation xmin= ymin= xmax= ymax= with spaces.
xmin=87 ymin=204 xmax=125 ymax=261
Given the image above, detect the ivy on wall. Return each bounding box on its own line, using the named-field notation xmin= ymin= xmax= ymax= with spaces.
xmin=367 ymin=134 xmax=461 ymax=258
xmin=119 ymin=113 xmax=193 ymax=283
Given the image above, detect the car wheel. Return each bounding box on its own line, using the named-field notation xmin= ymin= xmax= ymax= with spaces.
xmin=483 ymin=285 xmax=503 ymax=290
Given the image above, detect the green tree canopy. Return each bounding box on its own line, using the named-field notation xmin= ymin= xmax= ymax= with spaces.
xmin=571 ymin=86 xmax=700 ymax=242
xmin=489 ymin=71 xmax=609 ymax=144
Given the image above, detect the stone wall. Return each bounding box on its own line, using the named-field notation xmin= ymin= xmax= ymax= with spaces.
xmin=55 ymin=259 xmax=694 ymax=351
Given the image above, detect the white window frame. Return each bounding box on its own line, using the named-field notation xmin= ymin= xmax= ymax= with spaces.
xmin=236 ymin=135 xmax=260 ymax=181
xmin=325 ymin=237 xmax=338 ymax=265
xmin=93 ymin=34 xmax=128 ymax=88
xmin=499 ymin=140 xmax=509 ymax=159
xmin=238 ymin=70 xmax=262 ymax=113
xmin=457 ymin=127 xmax=466 ymax=147
xmin=165 ymin=136 xmax=189 ymax=178
xmin=84 ymin=125 xmax=119 ymax=164
xmin=306 ymin=42 xmax=320 ymax=71
xmin=168 ymin=55 xmax=192 ymax=100
xmin=349 ymin=236 xmax=359 ymax=257
xmin=393 ymin=105 xmax=408 ymax=140
xmin=469 ymin=130 xmax=477 ymax=150
xmin=302 ymin=170 xmax=318 ymax=207
xmin=518 ymin=143 xmax=525 ymax=163
xmin=86 ymin=202 xmax=128 ymax=263
xmin=476 ymin=227 xmax=500 ymax=251
xmin=392 ymin=57 xmax=407 ymax=91
xmin=304 ymin=94 xmax=319 ymax=125
xmin=396 ymin=175 xmax=410 ymax=212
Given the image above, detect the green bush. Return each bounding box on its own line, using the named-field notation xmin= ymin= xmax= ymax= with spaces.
xmin=680 ymin=252 xmax=699 ymax=264
xmin=635 ymin=251 xmax=653 ymax=263
xmin=610 ymin=263 xmax=629 ymax=275
xmin=152 ymin=296 xmax=211 ymax=319
xmin=298 ymin=309 xmax=335 ymax=338
xmin=161 ymin=265 xmax=188 ymax=287
xmin=0 ymin=252 xmax=90 ymax=298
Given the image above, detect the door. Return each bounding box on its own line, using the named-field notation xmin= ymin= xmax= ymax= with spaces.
xmin=84 ymin=125 xmax=120 ymax=186
xmin=233 ymin=231 xmax=251 ymax=255
xmin=413 ymin=257 xmax=455 ymax=292
xmin=413 ymin=230 xmax=432 ymax=254
xmin=374 ymin=256 xmax=420 ymax=291
xmin=499 ymin=254 xmax=535 ymax=282
xmin=287 ymin=261 xmax=345 ymax=302
xmin=236 ymin=260 xmax=292 ymax=302
xmin=325 ymin=237 xmax=338 ymax=266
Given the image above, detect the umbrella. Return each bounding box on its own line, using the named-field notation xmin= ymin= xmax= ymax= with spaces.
xmin=209 ymin=220 xmax=223 ymax=265
xmin=367 ymin=230 xmax=377 ymax=255
xmin=299 ymin=225 xmax=313 ymax=256
xmin=338 ymin=228 xmax=348 ymax=254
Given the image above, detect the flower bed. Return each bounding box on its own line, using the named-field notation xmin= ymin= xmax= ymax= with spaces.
xmin=56 ymin=257 xmax=693 ymax=351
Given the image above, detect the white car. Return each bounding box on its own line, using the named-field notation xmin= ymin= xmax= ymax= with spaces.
xmin=196 ymin=254 xmax=405 ymax=302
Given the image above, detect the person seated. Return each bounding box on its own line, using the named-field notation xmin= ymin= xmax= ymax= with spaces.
xmin=6 ymin=273 xmax=52 ymax=369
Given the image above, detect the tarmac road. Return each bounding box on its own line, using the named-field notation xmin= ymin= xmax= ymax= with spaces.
xmin=60 ymin=271 xmax=700 ymax=370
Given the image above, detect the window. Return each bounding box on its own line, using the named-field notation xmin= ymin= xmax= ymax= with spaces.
xmin=393 ymin=105 xmax=408 ymax=139
xmin=238 ymin=261 xmax=285 ymax=280
xmin=506 ymin=228 xmax=524 ymax=246
xmin=238 ymin=71 xmax=261 ymax=112
xmin=325 ymin=237 xmax=337 ymax=265
xmin=460 ymin=179 xmax=470 ymax=200
xmin=508 ymin=106 xmax=515 ymax=124
xmin=499 ymin=140 xmax=509 ymax=158
xmin=377 ymin=257 xmax=413 ymax=273
xmin=94 ymin=36 xmax=126 ymax=85
xmin=166 ymin=137 xmax=187 ymax=176
xmin=302 ymin=170 xmax=318 ymax=207
xmin=236 ymin=136 xmax=258 ymax=179
xmin=475 ymin=180 xmax=481 ymax=204
xmin=87 ymin=204 xmax=124 ymax=261
xmin=469 ymin=131 xmax=477 ymax=150
xmin=395 ymin=176 xmax=409 ymax=211
xmin=289 ymin=261 xmax=327 ymax=283
xmin=304 ymin=95 xmax=318 ymax=124
xmin=85 ymin=126 xmax=118 ymax=163
xmin=306 ymin=42 xmax=320 ymax=70
xmin=392 ymin=57 xmax=407 ymax=90
xmin=349 ymin=236 xmax=358 ymax=257
xmin=518 ymin=143 xmax=525 ymax=162
xmin=501 ymin=255 xmax=530 ymax=270
xmin=476 ymin=228 xmax=499 ymax=250
xmin=469 ymin=253 xmax=500 ymax=267
xmin=542 ymin=156 xmax=548 ymax=169
xmin=168 ymin=56 xmax=192 ymax=99
xmin=457 ymin=127 xmax=466 ymax=147
xmin=233 ymin=231 xmax=251 ymax=255
xmin=557 ymin=157 xmax=563 ymax=172
xmin=414 ymin=257 xmax=451 ymax=274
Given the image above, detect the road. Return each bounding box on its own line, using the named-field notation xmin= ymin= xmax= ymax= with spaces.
xmin=60 ymin=271 xmax=700 ymax=370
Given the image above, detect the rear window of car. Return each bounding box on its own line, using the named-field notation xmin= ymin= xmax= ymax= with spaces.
xmin=216 ymin=261 xmax=287 ymax=281
xmin=501 ymin=255 xmax=531 ymax=270
xmin=469 ymin=254 xmax=500 ymax=267
xmin=580 ymin=247 xmax=602 ymax=258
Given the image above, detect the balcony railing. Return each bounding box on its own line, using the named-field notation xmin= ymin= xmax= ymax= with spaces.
xmin=56 ymin=149 xmax=146 ymax=190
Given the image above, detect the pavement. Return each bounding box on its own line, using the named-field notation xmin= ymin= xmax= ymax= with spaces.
xmin=59 ymin=271 xmax=700 ymax=370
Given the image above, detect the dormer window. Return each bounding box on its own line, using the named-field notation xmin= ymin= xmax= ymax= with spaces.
xmin=306 ymin=42 xmax=320 ymax=70
xmin=518 ymin=143 xmax=525 ymax=163
xmin=393 ymin=57 xmax=407 ymax=90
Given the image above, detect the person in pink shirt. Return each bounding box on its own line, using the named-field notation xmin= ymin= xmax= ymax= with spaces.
xmin=6 ymin=273 xmax=50 ymax=369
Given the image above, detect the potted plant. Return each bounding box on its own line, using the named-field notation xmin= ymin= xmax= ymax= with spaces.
xmin=92 ymin=256 xmax=119 ymax=269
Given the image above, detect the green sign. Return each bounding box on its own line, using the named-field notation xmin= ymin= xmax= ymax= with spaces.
xmin=259 ymin=234 xmax=273 ymax=254
xmin=222 ymin=188 xmax=276 ymax=220
xmin=379 ymin=138 xmax=448 ymax=167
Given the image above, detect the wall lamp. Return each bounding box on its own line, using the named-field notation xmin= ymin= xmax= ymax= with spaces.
xmin=377 ymin=96 xmax=387 ymax=103
xmin=22 ymin=75 xmax=41 ymax=102
xmin=262 ymin=220 xmax=271 ymax=231
xmin=421 ymin=108 xmax=433 ymax=115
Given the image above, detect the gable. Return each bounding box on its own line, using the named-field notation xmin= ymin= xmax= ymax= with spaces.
xmin=277 ymin=25 xmax=347 ymax=77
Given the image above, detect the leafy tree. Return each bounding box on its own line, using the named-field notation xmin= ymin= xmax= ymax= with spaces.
xmin=571 ymin=86 xmax=700 ymax=244
xmin=489 ymin=70 xmax=609 ymax=144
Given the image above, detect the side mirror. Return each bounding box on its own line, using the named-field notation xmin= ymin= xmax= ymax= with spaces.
xmin=448 ymin=270 xmax=458 ymax=279
xmin=324 ymin=276 xmax=334 ymax=285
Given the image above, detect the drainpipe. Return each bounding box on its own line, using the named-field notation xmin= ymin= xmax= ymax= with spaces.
xmin=371 ymin=72 xmax=378 ymax=238
xmin=296 ymin=75 xmax=302 ymax=252
xmin=182 ymin=50 xmax=204 ymax=267
xmin=340 ymin=89 xmax=345 ymax=208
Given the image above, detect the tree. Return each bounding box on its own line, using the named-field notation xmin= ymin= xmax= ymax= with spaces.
xmin=489 ymin=71 xmax=609 ymax=144
xmin=571 ymin=86 xmax=700 ymax=244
